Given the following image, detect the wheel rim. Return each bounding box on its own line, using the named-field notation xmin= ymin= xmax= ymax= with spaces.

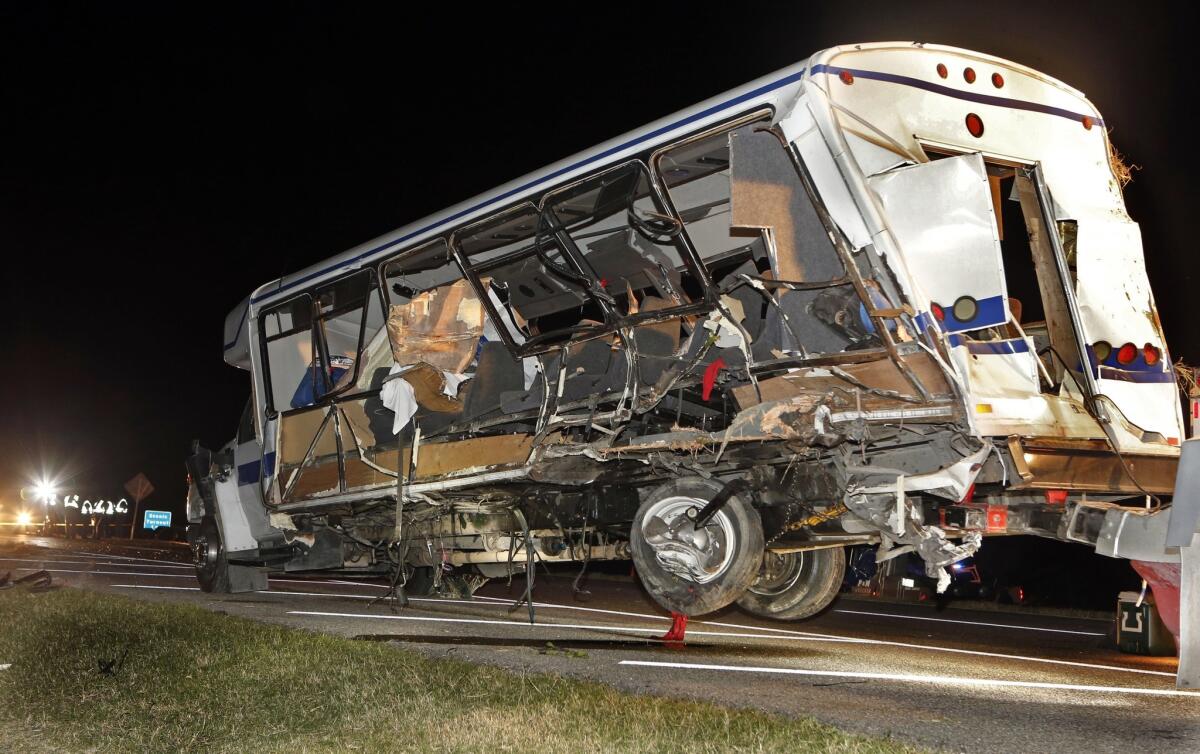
xmin=641 ymin=495 xmax=736 ymax=584
xmin=192 ymin=523 xmax=221 ymax=578
xmin=748 ymin=551 xmax=805 ymax=597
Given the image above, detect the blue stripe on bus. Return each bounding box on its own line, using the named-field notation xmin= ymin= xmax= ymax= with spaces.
xmin=938 ymin=295 xmax=1006 ymax=332
xmin=1097 ymin=366 xmax=1175 ymax=384
xmin=237 ymin=452 xmax=276 ymax=487
xmin=947 ymin=336 xmax=1031 ymax=355
xmin=808 ymin=64 xmax=1104 ymax=127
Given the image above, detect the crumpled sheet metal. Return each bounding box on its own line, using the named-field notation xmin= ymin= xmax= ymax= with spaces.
xmin=845 ymin=446 xmax=990 ymax=592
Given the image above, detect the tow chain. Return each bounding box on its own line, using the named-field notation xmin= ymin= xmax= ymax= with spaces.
xmin=767 ymin=501 xmax=849 ymax=545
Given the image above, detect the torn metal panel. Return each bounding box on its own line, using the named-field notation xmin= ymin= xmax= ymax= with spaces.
xmin=867 ymin=153 xmax=1009 ymax=332
xmin=387 ymin=279 xmax=484 ymax=373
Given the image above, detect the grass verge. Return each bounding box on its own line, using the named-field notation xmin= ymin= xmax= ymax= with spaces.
xmin=0 ymin=587 xmax=921 ymax=753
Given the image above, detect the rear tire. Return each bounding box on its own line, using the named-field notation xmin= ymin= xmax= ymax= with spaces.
xmin=736 ymin=547 xmax=844 ymax=621
xmin=630 ymin=477 xmax=764 ymax=616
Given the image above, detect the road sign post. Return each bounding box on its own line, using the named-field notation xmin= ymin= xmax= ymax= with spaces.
xmin=123 ymin=472 xmax=155 ymax=540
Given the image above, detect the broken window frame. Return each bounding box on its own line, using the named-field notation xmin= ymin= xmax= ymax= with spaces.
xmin=450 ymin=202 xmax=617 ymax=357
xmin=648 ymin=110 xmax=919 ymax=387
xmin=258 ymin=269 xmax=384 ymax=415
xmin=539 ymin=159 xmax=715 ymax=326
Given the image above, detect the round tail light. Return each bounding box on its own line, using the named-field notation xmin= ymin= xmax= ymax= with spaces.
xmin=965 ymin=113 xmax=985 ymax=138
xmin=1093 ymin=341 xmax=1113 ymax=362
xmin=1081 ymin=115 xmax=1094 ymax=130
xmin=936 ymin=63 xmax=948 ymax=79
xmin=839 ymin=70 xmax=854 ymax=85
xmin=991 ymin=72 xmax=1004 ymax=88
xmin=1144 ymin=344 xmax=1161 ymax=366
xmin=931 ymin=303 xmax=945 ymax=322
xmin=1116 ymin=342 xmax=1137 ymax=365
xmin=964 ymin=67 xmax=977 ymax=84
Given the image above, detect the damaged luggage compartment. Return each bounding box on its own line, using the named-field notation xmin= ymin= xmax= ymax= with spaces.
xmin=189 ymin=41 xmax=1187 ymax=629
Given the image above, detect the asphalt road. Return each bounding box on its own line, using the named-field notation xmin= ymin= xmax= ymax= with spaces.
xmin=2 ymin=533 xmax=1196 ymax=753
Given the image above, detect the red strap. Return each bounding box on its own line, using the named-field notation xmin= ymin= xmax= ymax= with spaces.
xmin=661 ymin=611 xmax=688 ymax=643
xmin=702 ymin=357 xmax=726 ymax=401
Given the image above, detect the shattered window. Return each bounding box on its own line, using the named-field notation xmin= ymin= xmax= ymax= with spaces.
xmin=656 ymin=121 xmax=867 ymax=357
xmin=544 ymin=162 xmax=701 ymax=316
xmin=454 ymin=204 xmax=607 ymax=351
xmin=313 ymin=270 xmax=379 ymax=398
xmin=656 ymin=121 xmax=845 ymax=286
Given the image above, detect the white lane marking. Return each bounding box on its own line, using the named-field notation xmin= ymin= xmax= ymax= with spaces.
xmin=15 ymin=568 xmax=193 ymax=579
xmin=618 ymin=660 xmax=1198 ymax=698
xmin=285 ymin=610 xmax=865 ymax=645
xmin=834 ymin=608 xmax=1106 ymax=636
xmin=113 ymin=584 xmax=199 ymax=591
xmin=0 ymin=557 xmax=190 ymax=569
xmin=72 ymin=551 xmax=185 ymax=566
xmin=108 ymin=583 xmax=1171 ymax=679
xmin=475 ymin=596 xmax=1172 ymax=678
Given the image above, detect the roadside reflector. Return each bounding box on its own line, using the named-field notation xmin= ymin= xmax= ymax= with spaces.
xmin=839 ymin=70 xmax=854 ymax=85
xmin=1082 ymin=115 xmax=1094 ymax=130
xmin=975 ymin=403 xmax=993 ymax=414
xmin=952 ymin=295 xmax=979 ymax=323
xmin=1116 ymin=342 xmax=1137 ymax=365
xmin=1093 ymin=341 xmax=1112 ymax=362
xmin=936 ymin=63 xmax=948 ymax=79
xmin=964 ymin=67 xmax=977 ymax=84
xmin=991 ymin=72 xmax=1004 ymax=88
xmin=1045 ymin=489 xmax=1068 ymax=505
xmin=965 ymin=113 xmax=985 ymax=138
xmin=1143 ymin=344 xmax=1160 ymax=366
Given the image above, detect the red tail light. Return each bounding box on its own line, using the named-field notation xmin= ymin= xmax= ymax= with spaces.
xmin=1116 ymin=342 xmax=1137 ymax=365
xmin=1082 ymin=115 xmax=1094 ymax=130
xmin=991 ymin=72 xmax=1004 ymax=88
xmin=936 ymin=63 xmax=948 ymax=79
xmin=931 ymin=303 xmax=945 ymax=322
xmin=839 ymin=70 xmax=854 ymax=85
xmin=965 ymin=113 xmax=985 ymax=138
xmin=964 ymin=67 xmax=977 ymax=83
xmin=1144 ymin=344 xmax=1161 ymax=366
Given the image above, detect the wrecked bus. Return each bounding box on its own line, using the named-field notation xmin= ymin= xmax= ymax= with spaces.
xmin=188 ymin=41 xmax=1193 ymax=643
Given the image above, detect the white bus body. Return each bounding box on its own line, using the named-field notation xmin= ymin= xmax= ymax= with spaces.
xmin=188 ymin=43 xmax=1197 ymax=679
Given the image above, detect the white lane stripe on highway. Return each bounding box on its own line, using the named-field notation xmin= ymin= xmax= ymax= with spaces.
xmin=0 ymin=557 xmax=191 ymax=569
xmin=284 ymin=609 xmax=871 ymax=644
xmin=108 ymin=584 xmax=1173 ymax=678
xmin=16 ymin=568 xmax=193 ymax=578
xmin=72 ymin=551 xmax=184 ymax=566
xmin=618 ymin=660 xmax=1198 ymax=698
xmin=114 ymin=585 xmax=199 ymax=591
xmin=834 ymin=608 xmax=1106 ymax=636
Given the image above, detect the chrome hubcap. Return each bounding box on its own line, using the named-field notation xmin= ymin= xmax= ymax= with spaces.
xmin=641 ymin=495 xmax=735 ymax=584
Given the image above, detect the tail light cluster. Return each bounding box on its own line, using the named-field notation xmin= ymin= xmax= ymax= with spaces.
xmin=935 ymin=63 xmax=1005 ymax=89
xmin=930 ymin=296 xmax=979 ymax=327
xmin=1093 ymin=340 xmax=1162 ymax=368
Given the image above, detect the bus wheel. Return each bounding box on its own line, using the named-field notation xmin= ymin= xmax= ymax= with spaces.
xmin=736 ymin=547 xmax=845 ymax=621
xmin=192 ymin=515 xmax=230 ymax=593
xmin=630 ymin=477 xmax=763 ymax=616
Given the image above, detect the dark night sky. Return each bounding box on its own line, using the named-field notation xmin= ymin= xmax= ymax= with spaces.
xmin=1 ymin=2 xmax=1196 ymax=517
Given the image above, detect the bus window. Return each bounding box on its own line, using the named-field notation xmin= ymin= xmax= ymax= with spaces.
xmin=261 ymin=294 xmax=314 ymax=412
xmin=454 ymin=204 xmax=607 ymax=352
xmin=260 ymin=271 xmax=381 ymax=412
xmin=543 ymin=162 xmax=701 ymax=314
